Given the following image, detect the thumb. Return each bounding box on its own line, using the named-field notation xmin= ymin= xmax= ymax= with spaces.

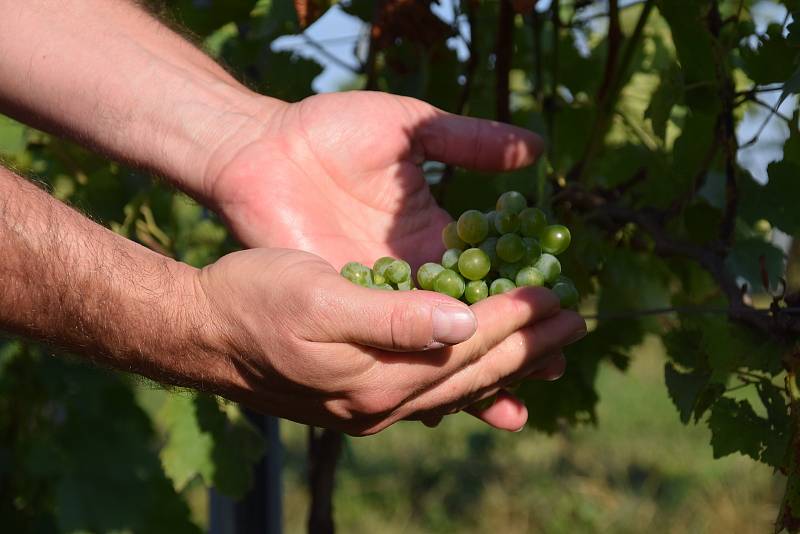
xmin=319 ymin=274 xmax=477 ymax=352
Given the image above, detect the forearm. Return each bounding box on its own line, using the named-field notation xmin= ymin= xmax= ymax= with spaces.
xmin=0 ymin=165 xmax=235 ymax=390
xmin=0 ymin=0 xmax=278 ymax=201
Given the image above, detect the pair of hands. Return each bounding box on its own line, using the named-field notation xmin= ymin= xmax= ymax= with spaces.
xmin=191 ymin=91 xmax=586 ymax=435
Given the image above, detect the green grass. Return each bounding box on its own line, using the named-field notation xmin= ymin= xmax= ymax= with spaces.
xmin=280 ymin=336 xmax=783 ymax=533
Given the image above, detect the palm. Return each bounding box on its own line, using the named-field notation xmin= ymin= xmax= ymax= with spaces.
xmin=211 ymin=91 xmax=541 ymax=267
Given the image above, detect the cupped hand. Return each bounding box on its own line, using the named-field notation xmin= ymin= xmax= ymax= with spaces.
xmin=193 ymin=247 xmax=586 ymax=435
xmin=205 ymin=91 xmax=543 ymax=267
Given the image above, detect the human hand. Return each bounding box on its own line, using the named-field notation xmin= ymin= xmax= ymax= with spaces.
xmin=204 ymin=91 xmax=543 ymax=267
xmin=192 ymin=248 xmax=586 ymax=435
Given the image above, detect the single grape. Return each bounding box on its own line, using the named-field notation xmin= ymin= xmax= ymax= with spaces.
xmin=498 ymin=260 xmax=524 ymax=281
xmin=534 ymin=253 xmax=561 ymax=284
xmin=522 ymin=237 xmax=542 ymax=265
xmin=397 ymin=279 xmax=415 ymax=291
xmin=464 ymin=280 xmax=489 ymax=304
xmin=442 ymin=248 xmax=462 ymax=270
xmin=496 ymin=233 xmax=525 ymax=263
xmin=478 ymin=237 xmax=500 ymax=271
xmin=555 ymin=274 xmax=574 ymax=286
xmin=457 ymin=248 xmax=491 ymax=281
xmin=490 ymin=278 xmax=516 ymax=296
xmin=552 ymin=282 xmax=579 ymax=308
xmin=340 ymin=262 xmax=373 ymax=287
xmin=496 ymin=191 xmax=527 ymax=214
xmin=417 ymin=262 xmax=445 ymax=290
xmin=386 ymin=259 xmax=411 ymax=284
xmin=485 ymin=211 xmax=501 ymax=237
xmin=373 ymin=256 xmax=396 ymax=278
xmin=518 ymin=207 xmax=547 ymax=237
xmin=494 ymin=209 xmax=519 ymax=235
xmin=457 ymin=210 xmax=489 ymax=245
xmin=373 ymin=283 xmax=394 ymax=291
xmin=442 ymin=221 xmax=467 ymax=250
xmin=516 ymin=266 xmax=546 ymax=287
xmin=540 ymin=225 xmax=571 ymax=255
xmin=434 ymin=269 xmax=466 ymax=299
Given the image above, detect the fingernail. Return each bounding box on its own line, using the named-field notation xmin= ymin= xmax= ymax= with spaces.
xmin=513 ymin=424 xmax=526 ymax=433
xmin=567 ymin=328 xmax=588 ymax=345
xmin=432 ymin=304 xmax=477 ymax=345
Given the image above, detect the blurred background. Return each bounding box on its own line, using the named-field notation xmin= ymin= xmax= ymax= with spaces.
xmin=1 ymin=0 xmax=798 ymax=532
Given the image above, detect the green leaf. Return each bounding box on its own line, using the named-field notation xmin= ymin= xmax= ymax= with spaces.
xmin=708 ymin=397 xmax=768 ymax=461
xmin=664 ymin=363 xmax=711 ymax=424
xmin=756 ymin=381 xmax=791 ymax=468
xmin=724 ymin=237 xmax=786 ymax=292
xmin=740 ymin=24 xmax=800 ymax=85
xmin=158 ymin=393 xmax=264 ymax=498
xmin=161 ymin=0 xmax=261 ymax=37
xmin=0 ymin=115 xmax=27 ymax=157
xmin=740 ymin=160 xmax=800 ymax=235
xmin=645 ymin=66 xmax=682 ymax=140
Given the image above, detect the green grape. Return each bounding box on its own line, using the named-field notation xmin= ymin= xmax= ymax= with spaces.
xmin=534 ymin=253 xmax=561 ymax=284
xmin=552 ymin=282 xmax=579 ymax=308
xmin=494 ymin=209 xmax=519 ymax=234
xmin=485 ymin=211 xmax=501 ymax=237
xmin=457 ymin=248 xmax=491 ymax=281
xmin=490 ymin=278 xmax=516 ymax=296
xmin=442 ymin=248 xmax=462 ymax=270
xmin=496 ymin=191 xmax=527 ymax=214
xmin=496 ymin=233 xmax=525 ymax=263
xmin=373 ymin=256 xmax=396 ymax=278
xmin=540 ymin=224 xmax=571 ymax=255
xmin=498 ymin=260 xmax=523 ymax=281
xmin=417 ymin=262 xmax=445 ymax=290
xmin=478 ymin=237 xmax=500 ymax=271
xmin=464 ymin=280 xmax=489 ymax=304
xmin=442 ymin=221 xmax=467 ymax=250
xmin=373 ymin=273 xmax=386 ymax=285
xmin=397 ymin=279 xmax=415 ymax=291
xmin=518 ymin=207 xmax=547 ymax=237
xmin=386 ymin=259 xmax=411 ymax=284
xmin=373 ymin=283 xmax=394 ymax=291
xmin=522 ymin=237 xmax=542 ymax=265
xmin=555 ymin=275 xmax=574 ymax=286
xmin=433 ymin=269 xmax=466 ymax=299
xmin=340 ymin=262 xmax=373 ymax=287
xmin=516 ymin=266 xmax=546 ymax=287
xmin=457 ymin=210 xmax=489 ymax=245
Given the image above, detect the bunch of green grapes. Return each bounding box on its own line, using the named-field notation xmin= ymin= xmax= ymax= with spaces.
xmin=341 ymin=191 xmax=579 ymax=309
xmin=340 ymin=257 xmax=415 ymax=290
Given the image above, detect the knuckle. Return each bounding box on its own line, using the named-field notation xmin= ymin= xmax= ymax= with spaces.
xmin=388 ymin=302 xmax=430 ymax=350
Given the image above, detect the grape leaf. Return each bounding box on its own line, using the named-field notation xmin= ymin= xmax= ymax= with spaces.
xmin=645 ymin=65 xmax=682 ymax=140
xmin=664 ymin=363 xmax=712 ymax=424
xmin=724 ymin=237 xmax=786 ymax=292
xmin=740 ymin=24 xmax=799 ymax=85
xmin=158 ymin=393 xmax=264 ymax=499
xmin=161 ymin=0 xmax=260 ymax=37
xmin=708 ymin=397 xmax=768 ymax=461
xmin=756 ymin=381 xmax=791 ymax=468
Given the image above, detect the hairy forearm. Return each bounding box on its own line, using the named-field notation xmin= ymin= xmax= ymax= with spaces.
xmin=0 ymin=0 xmax=277 ymax=201
xmin=0 ymin=165 xmax=235 ymax=390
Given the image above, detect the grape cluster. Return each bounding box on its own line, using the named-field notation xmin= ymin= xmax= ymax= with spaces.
xmin=340 ymin=191 xmax=579 ymax=309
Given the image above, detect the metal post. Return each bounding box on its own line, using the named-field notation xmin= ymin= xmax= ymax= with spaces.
xmin=209 ymin=414 xmax=282 ymax=534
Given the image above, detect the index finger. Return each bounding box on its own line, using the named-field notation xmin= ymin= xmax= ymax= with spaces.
xmin=404 ymin=98 xmax=545 ymax=170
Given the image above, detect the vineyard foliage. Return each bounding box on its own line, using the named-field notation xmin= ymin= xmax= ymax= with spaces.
xmin=1 ymin=0 xmax=800 ymax=531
